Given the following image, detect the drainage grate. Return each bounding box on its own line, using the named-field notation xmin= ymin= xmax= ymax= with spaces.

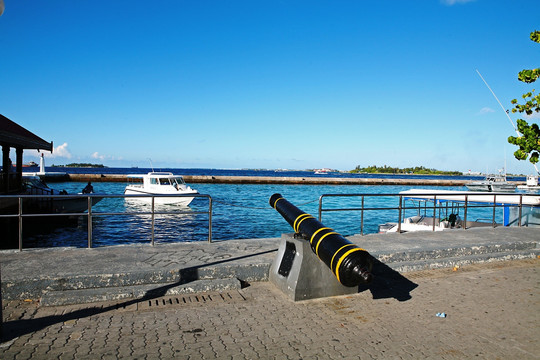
xmin=136 ymin=291 xmax=246 ymax=311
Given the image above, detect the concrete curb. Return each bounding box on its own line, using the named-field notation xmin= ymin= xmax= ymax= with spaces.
xmin=1 ymin=227 xmax=538 ymax=305
xmin=40 ymin=278 xmax=242 ymax=306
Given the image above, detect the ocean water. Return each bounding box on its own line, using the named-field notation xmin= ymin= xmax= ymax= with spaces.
xmin=17 ymin=167 xmax=524 ymax=247
xmin=22 ymin=170 xmax=503 ymax=248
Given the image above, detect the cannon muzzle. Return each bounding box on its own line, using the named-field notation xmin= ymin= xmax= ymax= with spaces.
xmin=270 ymin=193 xmax=373 ymax=286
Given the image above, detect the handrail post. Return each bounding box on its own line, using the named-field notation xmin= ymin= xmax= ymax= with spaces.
xmin=87 ymin=196 xmax=93 ymax=248
xmin=432 ymin=195 xmax=437 ymax=231
xmin=18 ymin=197 xmax=23 ymax=251
xmin=151 ymin=197 xmax=155 ymax=246
xmin=318 ymin=195 xmax=323 ymax=222
xmin=208 ymin=196 xmax=213 ymax=243
xmin=397 ymin=195 xmax=403 ymax=233
xmin=492 ymin=194 xmax=497 ymax=227
xmin=360 ymin=196 xmax=365 ymax=236
xmin=463 ymin=195 xmax=468 ymax=229
xmin=518 ymin=194 xmax=523 ymax=227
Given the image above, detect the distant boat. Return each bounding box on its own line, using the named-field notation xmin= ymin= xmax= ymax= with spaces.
xmin=314 ymin=168 xmax=334 ymax=175
xmin=466 ymin=170 xmax=516 ymax=192
xmin=124 ymin=172 xmax=198 ymax=205
xmin=23 ymin=153 xmax=67 ymax=179
xmin=517 ymin=175 xmax=540 ymax=192
xmin=22 ymin=161 xmax=38 ymax=167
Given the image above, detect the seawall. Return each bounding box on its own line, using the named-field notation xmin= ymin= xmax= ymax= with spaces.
xmin=64 ymin=173 xmax=474 ymax=186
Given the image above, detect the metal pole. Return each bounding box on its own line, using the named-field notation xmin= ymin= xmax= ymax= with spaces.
xmin=432 ymin=196 xmax=437 ymax=231
xmin=18 ymin=197 xmax=23 ymax=251
xmin=492 ymin=194 xmax=497 ymax=227
xmin=360 ymin=196 xmax=365 ymax=236
xmin=318 ymin=196 xmax=323 ymax=222
xmin=518 ymin=194 xmax=523 ymax=227
xmin=87 ymin=196 xmax=93 ymax=248
xmin=397 ymin=196 xmax=403 ymax=233
xmin=208 ymin=196 xmax=213 ymax=243
xmin=463 ymin=195 xmax=468 ymax=230
xmin=151 ymin=197 xmax=155 ymax=246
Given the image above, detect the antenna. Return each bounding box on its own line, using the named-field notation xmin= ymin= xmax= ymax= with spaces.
xmin=476 ymin=70 xmax=539 ymax=175
xmin=475 ymin=69 xmax=520 ymax=137
xmin=148 ymin=158 xmax=155 ymax=172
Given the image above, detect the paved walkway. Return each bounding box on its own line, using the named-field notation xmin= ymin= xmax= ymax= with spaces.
xmin=1 ymin=258 xmax=538 ymax=359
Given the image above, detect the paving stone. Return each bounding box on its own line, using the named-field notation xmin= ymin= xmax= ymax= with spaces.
xmin=1 ymin=257 xmax=539 ymax=358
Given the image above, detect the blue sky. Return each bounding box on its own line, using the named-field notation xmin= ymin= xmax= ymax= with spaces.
xmin=1 ymin=0 xmax=539 ymax=174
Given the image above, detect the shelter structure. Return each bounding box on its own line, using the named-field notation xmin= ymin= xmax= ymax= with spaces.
xmin=0 ymin=114 xmax=53 ymax=194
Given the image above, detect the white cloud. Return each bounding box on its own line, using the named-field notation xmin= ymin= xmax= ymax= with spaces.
xmin=524 ymin=112 xmax=540 ymax=120
xmin=91 ymin=152 xmax=123 ymax=162
xmin=25 ymin=142 xmax=72 ymax=160
xmin=92 ymin=152 xmax=105 ymax=160
xmin=478 ymin=107 xmax=495 ymax=115
xmin=441 ymin=0 xmax=476 ymax=5
xmin=52 ymin=142 xmax=72 ymax=158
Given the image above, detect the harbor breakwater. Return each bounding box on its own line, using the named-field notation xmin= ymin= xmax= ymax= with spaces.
xmin=64 ymin=173 xmax=475 ymax=186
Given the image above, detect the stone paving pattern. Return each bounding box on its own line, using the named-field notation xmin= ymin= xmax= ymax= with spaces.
xmin=1 ymin=258 xmax=538 ymax=359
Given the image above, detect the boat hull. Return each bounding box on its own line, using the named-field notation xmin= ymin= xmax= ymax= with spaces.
xmin=124 ymin=187 xmax=198 ymax=205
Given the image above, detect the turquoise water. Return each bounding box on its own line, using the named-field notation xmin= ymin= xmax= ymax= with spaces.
xmin=24 ymin=181 xmax=502 ymax=248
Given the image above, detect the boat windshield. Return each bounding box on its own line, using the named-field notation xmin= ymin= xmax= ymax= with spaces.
xmin=23 ymin=176 xmax=48 ymax=190
xmin=159 ymin=178 xmax=173 ymax=186
xmin=174 ymin=177 xmax=186 ymax=185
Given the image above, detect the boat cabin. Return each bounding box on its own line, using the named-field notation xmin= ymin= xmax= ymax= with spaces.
xmin=400 ymin=189 xmax=540 ymax=228
xmin=126 ymin=172 xmax=188 ymax=190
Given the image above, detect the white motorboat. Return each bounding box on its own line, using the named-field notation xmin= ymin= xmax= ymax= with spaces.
xmin=517 ymin=175 xmax=540 ymax=192
xmin=124 ymin=172 xmax=198 ymax=205
xmin=465 ymin=172 xmax=516 ymax=192
xmin=379 ymin=189 xmax=540 ymax=233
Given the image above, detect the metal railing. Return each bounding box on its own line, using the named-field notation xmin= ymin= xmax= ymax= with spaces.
xmin=0 ymin=193 xmax=213 ymax=250
xmin=318 ymin=192 xmax=538 ymax=235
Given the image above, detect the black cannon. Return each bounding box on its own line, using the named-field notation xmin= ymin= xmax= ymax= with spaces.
xmin=270 ymin=193 xmax=373 ymax=286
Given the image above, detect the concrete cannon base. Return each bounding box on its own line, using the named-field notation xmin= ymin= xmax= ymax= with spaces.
xmin=269 ymin=233 xmax=359 ymax=301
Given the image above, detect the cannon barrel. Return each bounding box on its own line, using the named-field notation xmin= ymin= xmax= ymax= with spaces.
xmin=270 ymin=193 xmax=373 ymax=286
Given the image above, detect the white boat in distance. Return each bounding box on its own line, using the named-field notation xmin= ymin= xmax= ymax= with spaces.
xmin=124 ymin=172 xmax=198 ymax=205
xmin=379 ymin=189 xmax=540 ymax=233
xmin=517 ymin=175 xmax=540 ymax=192
xmin=465 ymin=172 xmax=516 ymax=192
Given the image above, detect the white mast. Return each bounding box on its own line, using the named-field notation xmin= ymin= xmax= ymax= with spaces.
xmin=476 ymin=69 xmax=539 ymax=175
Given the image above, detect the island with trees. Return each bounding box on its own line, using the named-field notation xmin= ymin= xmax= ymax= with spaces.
xmin=52 ymin=163 xmax=107 ymax=168
xmin=351 ymin=165 xmax=462 ymax=176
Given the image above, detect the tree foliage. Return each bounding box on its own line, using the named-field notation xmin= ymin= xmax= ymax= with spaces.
xmin=508 ymin=30 xmax=540 ymax=165
xmin=351 ymin=165 xmax=462 ymax=175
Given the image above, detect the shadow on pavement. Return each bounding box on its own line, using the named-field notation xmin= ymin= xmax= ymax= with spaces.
xmin=358 ymin=258 xmax=418 ymax=302
xmin=1 ymin=248 xmax=278 ymax=343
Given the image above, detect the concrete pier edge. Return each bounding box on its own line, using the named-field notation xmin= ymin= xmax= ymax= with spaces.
xmin=60 ymin=173 xmax=481 ymax=186
xmin=0 ymin=227 xmax=538 ymax=306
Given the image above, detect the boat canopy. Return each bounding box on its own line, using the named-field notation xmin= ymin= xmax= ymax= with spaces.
xmin=400 ymin=189 xmax=540 ymax=206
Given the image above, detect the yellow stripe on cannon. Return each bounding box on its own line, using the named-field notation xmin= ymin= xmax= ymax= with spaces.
xmin=270 ymin=193 xmax=373 ymax=286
